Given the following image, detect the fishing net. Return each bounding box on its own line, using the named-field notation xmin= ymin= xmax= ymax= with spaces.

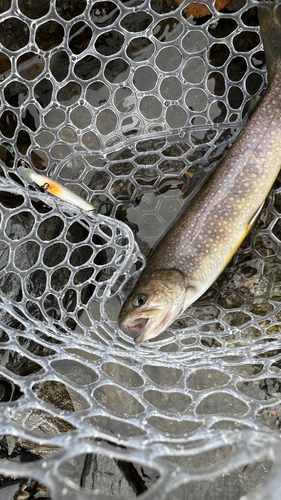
xmin=0 ymin=0 xmax=280 ymax=498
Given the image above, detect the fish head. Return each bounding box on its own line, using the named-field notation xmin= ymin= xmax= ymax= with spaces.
xmin=118 ymin=269 xmax=196 ymax=343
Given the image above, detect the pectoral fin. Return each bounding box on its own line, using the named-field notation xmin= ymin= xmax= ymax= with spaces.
xmin=224 ymin=202 xmax=264 ymax=268
xmin=248 ymin=203 xmax=264 ymax=230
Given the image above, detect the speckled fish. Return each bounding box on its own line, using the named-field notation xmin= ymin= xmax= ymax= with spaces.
xmin=18 ymin=165 xmax=94 ymax=212
xmin=119 ymin=4 xmax=281 ymax=343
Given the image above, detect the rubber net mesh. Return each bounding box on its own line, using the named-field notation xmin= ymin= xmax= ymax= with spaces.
xmin=0 ymin=0 xmax=281 ymax=498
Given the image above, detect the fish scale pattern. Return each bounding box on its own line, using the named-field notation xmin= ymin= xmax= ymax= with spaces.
xmin=1 ymin=0 xmax=281 ymax=499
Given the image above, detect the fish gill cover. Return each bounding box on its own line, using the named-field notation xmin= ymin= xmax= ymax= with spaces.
xmin=0 ymin=0 xmax=280 ymax=498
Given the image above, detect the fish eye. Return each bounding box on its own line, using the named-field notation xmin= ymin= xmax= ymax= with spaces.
xmin=132 ymin=293 xmax=147 ymax=307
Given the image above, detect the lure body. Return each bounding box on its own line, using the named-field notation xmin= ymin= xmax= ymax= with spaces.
xmin=18 ymin=166 xmax=94 ymax=212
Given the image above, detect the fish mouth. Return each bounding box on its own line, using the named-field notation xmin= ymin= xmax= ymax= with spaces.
xmin=133 ymin=308 xmax=177 ymax=343
xmin=134 ymin=309 xmax=170 ymax=343
xmin=121 ymin=317 xmax=150 ymax=333
xmin=134 ymin=304 xmax=185 ymax=343
xmin=119 ymin=308 xmax=161 ymax=341
xmin=119 ymin=303 xmax=183 ymax=343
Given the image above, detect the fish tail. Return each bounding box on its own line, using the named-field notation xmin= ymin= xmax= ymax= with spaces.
xmin=259 ymin=2 xmax=281 ymax=79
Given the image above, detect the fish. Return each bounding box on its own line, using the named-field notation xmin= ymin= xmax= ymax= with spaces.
xmin=18 ymin=164 xmax=94 ymax=212
xmin=118 ymin=4 xmax=281 ymax=343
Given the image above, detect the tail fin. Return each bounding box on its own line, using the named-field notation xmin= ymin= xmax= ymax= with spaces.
xmin=259 ymin=2 xmax=281 ymax=79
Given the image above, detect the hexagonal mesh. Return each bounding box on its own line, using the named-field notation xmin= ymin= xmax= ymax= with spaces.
xmin=1 ymin=0 xmax=281 ymax=498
